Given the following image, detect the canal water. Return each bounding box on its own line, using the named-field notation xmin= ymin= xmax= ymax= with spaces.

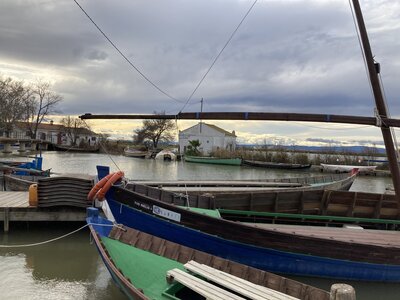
xmin=0 ymin=151 xmax=398 ymax=299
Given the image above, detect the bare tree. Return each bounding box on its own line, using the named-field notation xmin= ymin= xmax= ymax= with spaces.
xmin=60 ymin=116 xmax=86 ymax=146
xmin=133 ymin=112 xmax=176 ymax=149
xmin=0 ymin=76 xmax=32 ymax=137
xmin=26 ymin=80 xmax=62 ymax=139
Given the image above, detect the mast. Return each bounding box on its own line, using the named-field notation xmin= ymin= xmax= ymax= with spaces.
xmin=351 ymin=0 xmax=400 ymax=202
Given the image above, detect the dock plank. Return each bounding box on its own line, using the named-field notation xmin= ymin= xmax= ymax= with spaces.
xmin=0 ymin=192 xmax=29 ymax=207
xmin=245 ymin=223 xmax=400 ymax=247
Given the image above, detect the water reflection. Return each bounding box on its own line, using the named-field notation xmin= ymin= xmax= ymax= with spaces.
xmin=0 ymin=224 xmax=125 ymax=300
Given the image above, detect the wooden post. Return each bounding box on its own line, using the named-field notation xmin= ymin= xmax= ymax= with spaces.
xmin=4 ymin=207 xmax=9 ymax=232
xmin=18 ymin=142 xmax=26 ymax=152
xmin=329 ymin=283 xmax=356 ymax=300
xmin=30 ymin=142 xmax=37 ymax=151
xmin=330 ymin=284 xmax=356 ymax=300
xmin=2 ymin=143 xmax=12 ymax=153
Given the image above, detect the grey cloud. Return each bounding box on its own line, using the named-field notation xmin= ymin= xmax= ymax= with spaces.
xmin=87 ymin=50 xmax=108 ymax=61
xmin=0 ymin=0 xmax=399 ymax=122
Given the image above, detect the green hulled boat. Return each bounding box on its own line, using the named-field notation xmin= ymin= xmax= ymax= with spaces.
xmin=87 ymin=207 xmax=330 ymax=300
xmin=184 ymin=155 xmax=242 ymax=166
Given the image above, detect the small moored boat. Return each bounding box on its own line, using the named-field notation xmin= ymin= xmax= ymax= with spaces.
xmin=185 ymin=155 xmax=242 ymax=166
xmin=321 ymin=163 xmax=377 ymax=173
xmin=243 ymin=160 xmax=311 ymax=170
xmin=124 ymin=147 xmax=149 ymax=158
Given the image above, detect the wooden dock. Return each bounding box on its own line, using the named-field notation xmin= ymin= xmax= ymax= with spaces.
xmin=0 ymin=191 xmax=87 ymax=232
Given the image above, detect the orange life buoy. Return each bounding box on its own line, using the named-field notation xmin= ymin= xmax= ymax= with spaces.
xmin=94 ymin=171 xmax=124 ymax=201
xmin=87 ymin=172 xmax=114 ymax=201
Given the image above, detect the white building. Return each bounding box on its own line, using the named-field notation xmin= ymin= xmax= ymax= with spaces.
xmin=179 ymin=122 xmax=237 ymax=155
xmin=5 ymin=121 xmax=99 ymax=147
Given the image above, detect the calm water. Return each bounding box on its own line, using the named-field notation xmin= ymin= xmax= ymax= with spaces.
xmin=0 ymin=151 xmax=398 ymax=299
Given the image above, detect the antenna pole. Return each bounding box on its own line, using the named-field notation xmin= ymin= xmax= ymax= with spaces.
xmin=200 ymin=98 xmax=203 ymax=133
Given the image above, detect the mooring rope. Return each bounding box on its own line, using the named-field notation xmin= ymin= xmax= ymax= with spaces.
xmin=0 ymin=222 xmax=123 ymax=248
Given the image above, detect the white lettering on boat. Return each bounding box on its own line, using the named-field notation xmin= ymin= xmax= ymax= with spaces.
xmin=153 ymin=205 xmax=181 ymax=222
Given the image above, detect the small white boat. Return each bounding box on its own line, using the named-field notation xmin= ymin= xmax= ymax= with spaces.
xmin=155 ymin=149 xmax=177 ymax=161
xmin=321 ymin=163 xmax=377 ymax=173
xmin=123 ymin=148 xmax=148 ymax=158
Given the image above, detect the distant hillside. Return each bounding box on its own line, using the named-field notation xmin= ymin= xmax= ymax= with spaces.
xmin=238 ymin=144 xmax=386 ymax=155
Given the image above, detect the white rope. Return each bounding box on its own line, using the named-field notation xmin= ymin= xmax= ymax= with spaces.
xmin=0 ymin=222 xmax=123 ymax=248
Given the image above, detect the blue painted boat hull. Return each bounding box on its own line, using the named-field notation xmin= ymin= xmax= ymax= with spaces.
xmin=106 ymin=197 xmax=400 ymax=282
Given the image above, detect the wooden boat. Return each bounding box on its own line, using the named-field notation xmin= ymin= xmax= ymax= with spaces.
xmin=0 ymin=155 xmax=50 ymax=177
xmin=87 ymin=207 xmax=332 ymax=300
xmin=123 ymin=147 xmax=149 ymax=158
xmin=321 ymin=163 xmax=377 ymax=173
xmin=100 ymin=182 xmax=400 ymax=282
xmin=185 ymin=155 xmax=242 ymax=166
xmin=53 ymin=144 xmax=100 ymax=153
xmin=132 ymin=171 xmax=357 ymax=194
xmin=3 ymin=174 xmax=46 ymax=191
xmin=1 ymin=155 xmax=51 ymax=190
xmin=243 ymin=160 xmax=311 ymax=170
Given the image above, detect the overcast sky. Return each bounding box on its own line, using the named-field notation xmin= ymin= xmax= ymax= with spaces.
xmin=0 ymin=0 xmax=399 ymax=146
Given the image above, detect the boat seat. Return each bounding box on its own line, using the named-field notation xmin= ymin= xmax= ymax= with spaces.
xmin=183 ymin=260 xmax=300 ymax=300
xmin=166 ymin=268 xmax=245 ymax=300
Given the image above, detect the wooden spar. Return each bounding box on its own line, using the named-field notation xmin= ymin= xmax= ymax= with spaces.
xmin=80 ymin=112 xmax=400 ymax=127
xmin=351 ymin=0 xmax=400 ymax=203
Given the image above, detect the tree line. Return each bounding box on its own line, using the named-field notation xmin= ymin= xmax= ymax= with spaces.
xmin=0 ymin=75 xmax=62 ymax=139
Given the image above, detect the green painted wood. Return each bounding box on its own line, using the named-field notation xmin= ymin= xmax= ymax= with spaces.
xmin=101 ymin=236 xmax=185 ymax=300
xmin=184 ymin=156 xmax=242 ymax=166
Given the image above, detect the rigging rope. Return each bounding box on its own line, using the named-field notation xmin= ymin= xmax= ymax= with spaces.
xmin=81 ymin=119 xmax=122 ymax=172
xmin=178 ymin=0 xmax=258 ymax=113
xmin=348 ymin=0 xmax=399 ymax=154
xmin=72 ymin=0 xmax=183 ymax=104
xmin=0 ymin=223 xmax=124 ymax=248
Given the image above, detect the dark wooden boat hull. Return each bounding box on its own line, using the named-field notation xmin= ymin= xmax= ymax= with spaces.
xmin=105 ymin=186 xmax=400 ymax=282
xmin=53 ymin=144 xmax=100 ymax=153
xmin=243 ymin=160 xmax=312 ymax=169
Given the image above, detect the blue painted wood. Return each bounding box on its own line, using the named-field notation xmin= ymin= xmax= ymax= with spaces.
xmin=106 ymin=197 xmax=400 ymax=282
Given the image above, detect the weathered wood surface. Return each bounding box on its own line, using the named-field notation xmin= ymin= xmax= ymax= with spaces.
xmin=167 ymin=268 xmax=246 ymax=300
xmin=3 ymin=175 xmax=42 ymax=191
xmin=183 ymin=260 xmax=299 ymax=300
xmin=0 ymin=192 xmax=29 ymax=207
xmin=79 ymin=111 xmax=400 ymax=128
xmin=244 ymin=223 xmax=400 ymax=247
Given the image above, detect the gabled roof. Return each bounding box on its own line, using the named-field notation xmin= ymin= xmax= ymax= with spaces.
xmin=14 ymin=121 xmax=97 ymax=135
xmin=203 ymin=123 xmax=236 ymax=137
xmin=181 ymin=122 xmax=236 ymax=137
